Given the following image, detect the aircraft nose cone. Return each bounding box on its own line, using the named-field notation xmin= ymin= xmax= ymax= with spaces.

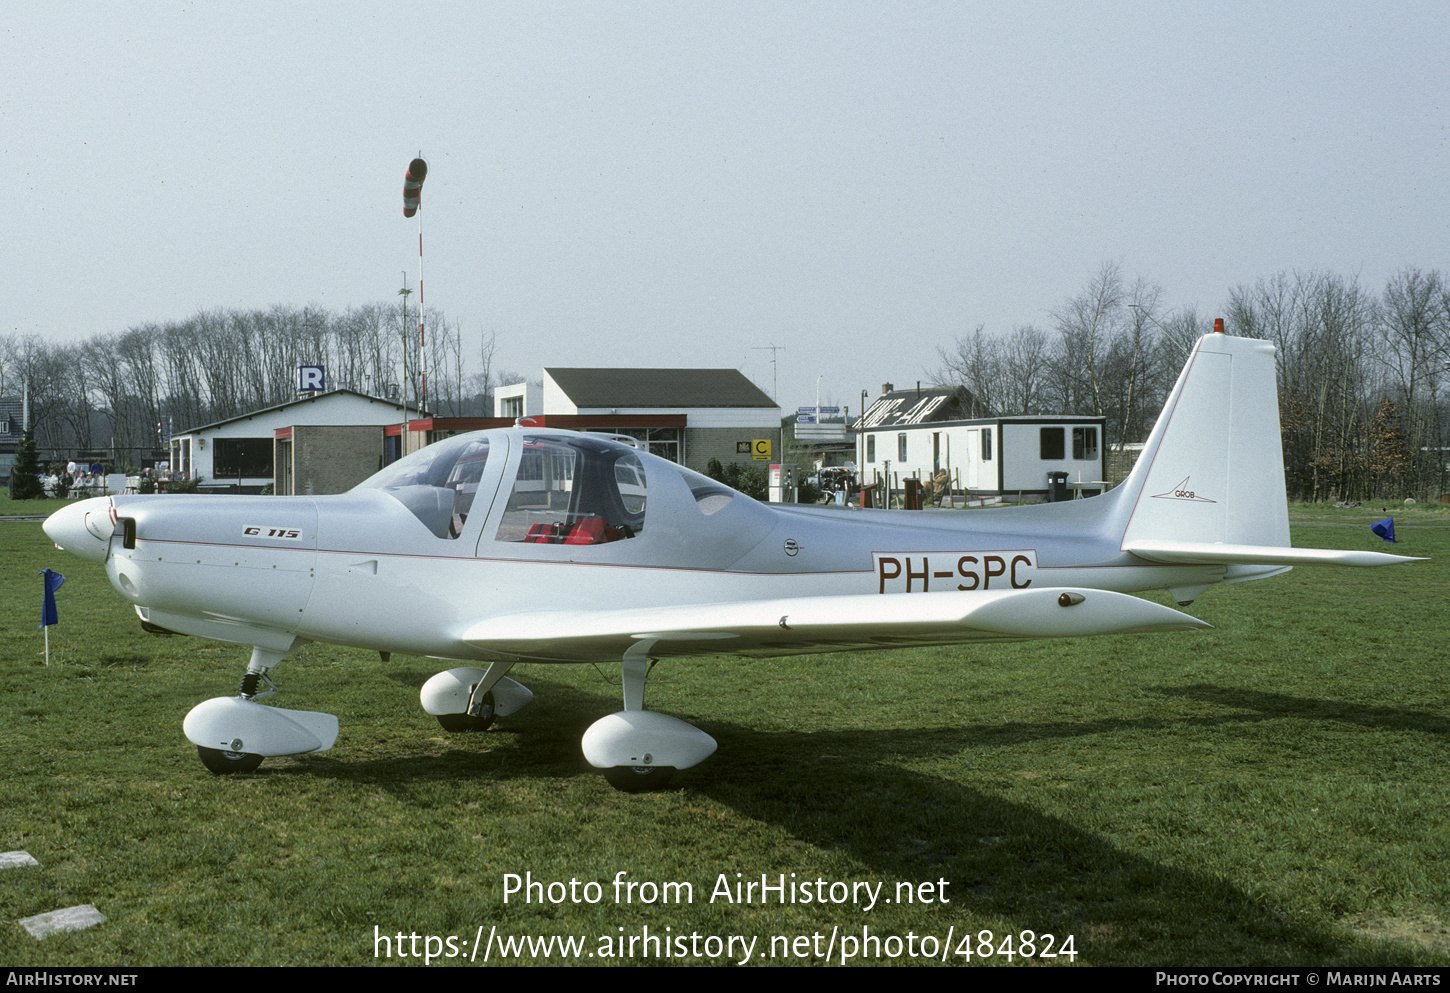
xmin=43 ymin=497 xmax=114 ymax=564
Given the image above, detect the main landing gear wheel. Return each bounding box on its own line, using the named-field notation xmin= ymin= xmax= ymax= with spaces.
xmin=436 ymin=691 xmax=495 ymax=733
xmin=197 ymin=746 xmax=264 ymax=774
xmin=603 ymin=765 xmax=675 ymax=793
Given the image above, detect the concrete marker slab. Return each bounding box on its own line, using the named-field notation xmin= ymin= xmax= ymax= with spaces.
xmin=1 ymin=850 xmax=40 ymax=869
xmin=19 ymin=905 xmax=106 ymax=939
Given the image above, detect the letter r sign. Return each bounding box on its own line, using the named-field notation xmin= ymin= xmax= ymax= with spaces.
xmin=298 ymin=366 xmax=326 ymax=392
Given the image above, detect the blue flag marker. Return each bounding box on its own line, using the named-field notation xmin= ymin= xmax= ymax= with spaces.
xmin=1370 ymin=518 xmax=1396 ymax=543
xmin=41 ymin=569 xmax=65 ymax=628
xmin=40 ymin=569 xmax=65 ymax=665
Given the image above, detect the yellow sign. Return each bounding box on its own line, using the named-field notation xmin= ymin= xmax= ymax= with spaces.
xmin=752 ymin=439 xmax=772 ymax=461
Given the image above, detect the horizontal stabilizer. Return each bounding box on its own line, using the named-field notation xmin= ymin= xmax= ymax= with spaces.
xmin=1126 ymin=540 xmax=1424 ymax=568
xmin=461 ymin=588 xmax=1209 ymax=662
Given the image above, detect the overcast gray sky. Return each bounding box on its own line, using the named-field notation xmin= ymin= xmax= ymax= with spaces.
xmin=6 ymin=1 xmax=1447 ymax=412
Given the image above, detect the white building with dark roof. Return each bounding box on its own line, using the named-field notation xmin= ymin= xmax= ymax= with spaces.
xmin=171 ymin=390 xmax=420 ymax=494
xmin=495 ymin=368 xmax=780 ymax=472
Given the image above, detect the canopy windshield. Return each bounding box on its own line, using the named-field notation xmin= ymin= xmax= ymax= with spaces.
xmin=355 ymin=434 xmax=492 ymax=539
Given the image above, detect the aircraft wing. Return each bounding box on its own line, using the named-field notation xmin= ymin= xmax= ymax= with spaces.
xmin=459 ymin=587 xmax=1209 ymax=662
xmin=1125 ymin=540 xmax=1425 ymax=568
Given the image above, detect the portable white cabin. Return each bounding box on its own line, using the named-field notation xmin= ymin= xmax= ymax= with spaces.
xmin=857 ymin=389 xmax=1108 ymax=499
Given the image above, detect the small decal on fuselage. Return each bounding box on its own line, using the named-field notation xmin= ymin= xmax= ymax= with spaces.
xmin=243 ymin=526 xmax=305 ymax=540
xmin=873 ymin=550 xmax=1036 ymax=593
xmin=1150 ymin=476 xmax=1217 ymax=503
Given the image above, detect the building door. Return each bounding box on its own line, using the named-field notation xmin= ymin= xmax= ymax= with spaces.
xmin=276 ymin=439 xmax=292 ymax=495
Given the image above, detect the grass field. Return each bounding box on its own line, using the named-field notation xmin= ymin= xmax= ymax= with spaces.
xmin=2 ymin=502 xmax=1447 ymax=966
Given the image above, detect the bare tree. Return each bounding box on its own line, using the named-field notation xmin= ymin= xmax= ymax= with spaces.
xmin=465 ymin=327 xmax=499 ymax=416
xmin=934 ymin=324 xmax=1000 ymax=415
xmin=1050 ymin=261 xmax=1125 ymax=417
xmin=80 ymin=332 xmax=136 ymax=451
xmin=1375 ymin=268 xmax=1448 ymax=497
xmin=997 ymin=325 xmax=1051 ymax=416
xmin=1100 ymin=278 xmax=1164 ymax=447
xmin=20 ymin=339 xmax=73 ymax=452
xmin=1234 ymin=271 xmax=1376 ymax=500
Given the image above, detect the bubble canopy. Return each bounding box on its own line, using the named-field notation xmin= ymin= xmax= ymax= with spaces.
xmin=354 ymin=431 xmax=666 ymax=543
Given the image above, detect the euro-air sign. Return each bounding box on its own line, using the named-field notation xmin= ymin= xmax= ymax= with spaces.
xmin=298 ymin=366 xmax=326 ymax=392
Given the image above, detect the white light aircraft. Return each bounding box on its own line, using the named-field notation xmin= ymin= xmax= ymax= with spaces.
xmin=44 ymin=331 xmax=1418 ymax=790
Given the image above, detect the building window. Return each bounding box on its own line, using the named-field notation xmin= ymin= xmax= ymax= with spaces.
xmin=588 ymin=427 xmax=681 ymax=465
xmin=982 ymin=428 xmax=992 ymax=461
xmin=866 ymin=435 xmax=875 ymax=463
xmin=897 ymin=433 xmax=908 ymax=462
xmin=501 ymin=396 xmax=523 ymax=419
xmin=1073 ymin=426 xmax=1098 ymax=461
xmin=1040 ymin=427 xmax=1064 ymax=461
xmin=214 ymin=437 xmax=274 ymax=478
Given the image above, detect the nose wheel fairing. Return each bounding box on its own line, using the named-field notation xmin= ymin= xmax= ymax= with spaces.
xmin=183 ymin=696 xmax=339 ymax=760
xmin=182 ymin=644 xmax=338 ymax=774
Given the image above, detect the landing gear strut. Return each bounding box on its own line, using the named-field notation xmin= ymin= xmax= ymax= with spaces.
xmin=436 ymin=692 xmax=494 ymax=732
xmin=420 ymin=661 xmax=533 ymax=732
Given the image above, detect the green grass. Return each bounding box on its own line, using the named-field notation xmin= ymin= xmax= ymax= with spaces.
xmin=0 ymin=493 xmax=65 ymax=516
xmin=2 ymin=506 xmax=1447 ymax=966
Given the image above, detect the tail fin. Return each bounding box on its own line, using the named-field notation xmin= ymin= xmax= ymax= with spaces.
xmin=1120 ymin=332 xmax=1288 ymax=551
xmin=1119 ymin=332 xmax=1417 ymax=569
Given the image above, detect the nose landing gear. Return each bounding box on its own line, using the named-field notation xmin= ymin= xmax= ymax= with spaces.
xmin=182 ymin=644 xmax=338 ymax=774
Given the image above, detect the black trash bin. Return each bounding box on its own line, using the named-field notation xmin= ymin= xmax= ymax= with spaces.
xmin=1046 ymin=471 xmax=1069 ymax=502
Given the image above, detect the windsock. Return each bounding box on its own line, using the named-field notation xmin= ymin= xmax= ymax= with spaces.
xmin=403 ymin=157 xmax=428 ymax=217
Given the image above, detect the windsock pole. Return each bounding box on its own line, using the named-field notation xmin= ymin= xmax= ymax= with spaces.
xmin=398 ymin=272 xmax=410 ymax=459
